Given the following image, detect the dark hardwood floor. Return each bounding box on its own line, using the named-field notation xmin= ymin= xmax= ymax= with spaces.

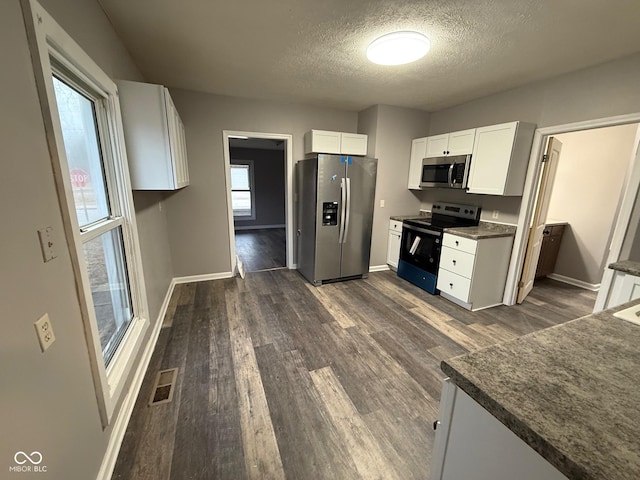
xmin=111 ymin=271 xmax=596 ymax=480
xmin=234 ymin=228 xmax=286 ymax=272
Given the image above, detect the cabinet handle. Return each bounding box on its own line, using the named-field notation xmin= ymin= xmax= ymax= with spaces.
xmin=452 ymin=260 xmax=457 ymax=265
xmin=443 ymin=150 xmax=446 ymax=155
xmin=433 ymin=420 xmax=440 ymax=431
xmin=449 ymin=283 xmax=454 ymax=288
xmin=455 ymin=240 xmax=459 ymax=246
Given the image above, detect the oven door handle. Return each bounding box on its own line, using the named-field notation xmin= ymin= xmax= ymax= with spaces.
xmin=448 ymin=161 xmax=455 ymax=187
xmin=403 ymin=224 xmax=441 ymax=237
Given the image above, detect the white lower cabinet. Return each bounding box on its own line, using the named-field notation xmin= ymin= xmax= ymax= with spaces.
xmin=606 ymin=271 xmax=640 ymax=308
xmin=430 ymin=380 xmax=569 ymax=480
xmin=437 ymin=232 xmax=513 ymax=311
xmin=387 ymin=219 xmax=403 ymax=270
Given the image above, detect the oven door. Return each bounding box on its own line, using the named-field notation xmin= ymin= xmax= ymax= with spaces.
xmin=399 ymin=223 xmax=442 ymax=275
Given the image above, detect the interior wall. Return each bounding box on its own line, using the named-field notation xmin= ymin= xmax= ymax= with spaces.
xmin=420 ymin=53 xmax=640 ymax=226
xmin=231 ymin=147 xmax=286 ymax=229
xmin=38 ymin=0 xmax=173 ymax=325
xmin=359 ymin=105 xmax=431 ymax=267
xmin=166 ymin=88 xmax=358 ymax=276
xmin=548 ymin=125 xmax=639 ymax=285
xmin=1 ymin=0 xmax=165 ymax=478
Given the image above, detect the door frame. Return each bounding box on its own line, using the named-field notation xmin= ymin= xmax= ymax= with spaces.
xmin=504 ymin=113 xmax=640 ymax=308
xmin=222 ymin=130 xmax=294 ymax=272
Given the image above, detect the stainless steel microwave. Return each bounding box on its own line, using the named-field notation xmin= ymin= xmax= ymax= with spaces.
xmin=420 ymin=154 xmax=472 ymax=189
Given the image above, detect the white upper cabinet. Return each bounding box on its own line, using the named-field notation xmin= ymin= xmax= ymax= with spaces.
xmin=467 ymin=121 xmax=536 ymax=196
xmin=117 ymin=80 xmax=189 ymax=190
xmin=408 ymin=137 xmax=427 ymax=189
xmin=304 ymin=130 xmax=368 ymax=156
xmin=425 ymin=129 xmax=476 ymax=158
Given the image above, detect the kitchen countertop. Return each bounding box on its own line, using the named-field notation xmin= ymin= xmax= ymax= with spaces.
xmin=389 ymin=212 xmax=430 ymax=221
xmin=545 ymin=218 xmax=569 ymax=227
xmin=441 ymin=300 xmax=640 ymax=480
xmin=609 ymin=259 xmax=640 ymax=276
xmin=444 ymin=221 xmax=516 ymax=240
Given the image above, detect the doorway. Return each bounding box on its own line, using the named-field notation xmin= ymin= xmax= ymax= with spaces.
xmin=506 ymin=115 xmax=640 ymax=309
xmin=222 ymin=131 xmax=294 ymax=275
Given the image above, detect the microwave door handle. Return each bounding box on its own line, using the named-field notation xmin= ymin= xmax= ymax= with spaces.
xmin=448 ymin=161 xmax=455 ymax=187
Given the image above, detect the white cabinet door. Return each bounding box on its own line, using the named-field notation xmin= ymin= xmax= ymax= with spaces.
xmin=117 ymin=80 xmax=190 ymax=190
xmin=447 ymin=129 xmax=476 ymax=155
xmin=607 ymin=272 xmax=640 ymax=308
xmin=408 ymin=137 xmax=427 ymax=189
xmin=467 ymin=122 xmax=518 ymax=195
xmin=425 ymin=129 xmax=476 ymax=158
xmin=387 ymin=230 xmax=401 ymax=269
xmin=425 ymin=134 xmax=450 ymax=158
xmin=431 ymin=381 xmax=570 ymax=480
xmin=467 ymin=121 xmax=535 ymax=196
xmin=341 ymin=133 xmax=368 ymax=155
xmin=304 ymin=130 xmax=341 ymax=154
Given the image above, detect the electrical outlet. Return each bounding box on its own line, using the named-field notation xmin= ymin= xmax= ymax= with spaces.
xmin=34 ymin=313 xmax=56 ymax=352
xmin=380 ymin=199 xmax=385 ymax=208
xmin=492 ymin=210 xmax=500 ymax=219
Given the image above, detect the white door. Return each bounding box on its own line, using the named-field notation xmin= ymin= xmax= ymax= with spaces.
xmin=517 ymin=137 xmax=562 ymax=303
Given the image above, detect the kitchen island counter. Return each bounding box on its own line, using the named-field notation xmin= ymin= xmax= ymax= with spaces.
xmin=441 ymin=300 xmax=640 ymax=480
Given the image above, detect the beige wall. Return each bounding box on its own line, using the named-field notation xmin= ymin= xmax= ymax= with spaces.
xmin=0 ymin=0 xmax=170 ymax=478
xmin=420 ymin=53 xmax=640 ymax=226
xmin=359 ymin=105 xmax=430 ymax=266
xmin=166 ymin=89 xmax=358 ymax=276
xmin=548 ymin=125 xmax=639 ymax=285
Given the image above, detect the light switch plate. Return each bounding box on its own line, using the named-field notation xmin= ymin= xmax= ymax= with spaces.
xmin=34 ymin=313 xmax=56 ymax=352
xmin=37 ymin=227 xmax=57 ymax=262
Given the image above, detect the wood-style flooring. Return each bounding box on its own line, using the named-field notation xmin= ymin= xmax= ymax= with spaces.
xmin=235 ymin=228 xmax=286 ymax=272
xmin=111 ymin=272 xmax=596 ymax=480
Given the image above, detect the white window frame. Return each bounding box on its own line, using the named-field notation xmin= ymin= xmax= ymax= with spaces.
xmin=23 ymin=0 xmax=149 ymax=427
xmin=231 ymin=159 xmax=256 ymax=220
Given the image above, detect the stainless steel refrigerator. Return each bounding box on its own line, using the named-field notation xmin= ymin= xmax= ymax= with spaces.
xmin=296 ymin=154 xmax=378 ymax=285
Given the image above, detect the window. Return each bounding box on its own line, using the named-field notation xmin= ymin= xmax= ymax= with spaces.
xmin=231 ymin=161 xmax=255 ymax=219
xmin=26 ymin=0 xmax=149 ymax=426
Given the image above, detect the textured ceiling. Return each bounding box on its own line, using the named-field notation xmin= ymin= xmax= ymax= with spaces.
xmin=98 ymin=0 xmax=640 ymax=112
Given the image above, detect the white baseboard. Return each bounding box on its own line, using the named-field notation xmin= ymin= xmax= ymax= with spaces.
xmin=547 ymin=273 xmax=601 ymax=291
xmin=369 ymin=264 xmax=390 ymax=273
xmin=173 ymin=271 xmax=235 ymax=284
xmin=97 ymin=279 xmax=176 ymax=480
xmin=234 ymin=224 xmax=286 ymax=231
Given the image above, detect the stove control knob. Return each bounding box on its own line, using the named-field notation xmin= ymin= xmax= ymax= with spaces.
xmin=464 ymin=209 xmax=469 ymax=214
xmin=469 ymin=210 xmax=474 ymax=215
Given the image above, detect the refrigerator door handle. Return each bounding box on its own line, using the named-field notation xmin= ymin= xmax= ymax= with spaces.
xmin=339 ymin=177 xmax=347 ymax=243
xmin=343 ymin=177 xmax=351 ymax=243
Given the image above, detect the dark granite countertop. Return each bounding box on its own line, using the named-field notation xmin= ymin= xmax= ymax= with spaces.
xmin=389 ymin=213 xmax=430 ymax=222
xmin=441 ymin=300 xmax=640 ymax=480
xmin=609 ymin=260 xmax=640 ymax=276
xmin=444 ymin=221 xmax=516 ymax=240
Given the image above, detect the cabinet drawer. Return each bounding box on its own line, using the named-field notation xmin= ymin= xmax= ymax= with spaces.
xmin=437 ymin=269 xmax=471 ymax=302
xmin=443 ymin=233 xmax=477 ymax=255
xmin=439 ymin=246 xmax=475 ymax=279
xmin=389 ymin=220 xmax=403 ymax=233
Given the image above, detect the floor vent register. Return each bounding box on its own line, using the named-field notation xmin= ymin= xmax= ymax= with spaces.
xmin=149 ymin=368 xmax=178 ymax=406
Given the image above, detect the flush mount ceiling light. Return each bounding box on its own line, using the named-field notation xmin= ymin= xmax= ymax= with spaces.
xmin=366 ymin=31 xmax=430 ymax=66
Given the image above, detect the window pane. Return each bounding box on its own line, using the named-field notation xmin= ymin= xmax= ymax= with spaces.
xmin=230 ymin=164 xmax=250 ymax=190
xmin=232 ymin=191 xmax=252 ymax=216
xmin=52 ymin=76 xmax=110 ymax=227
xmin=83 ymin=227 xmax=132 ymax=365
